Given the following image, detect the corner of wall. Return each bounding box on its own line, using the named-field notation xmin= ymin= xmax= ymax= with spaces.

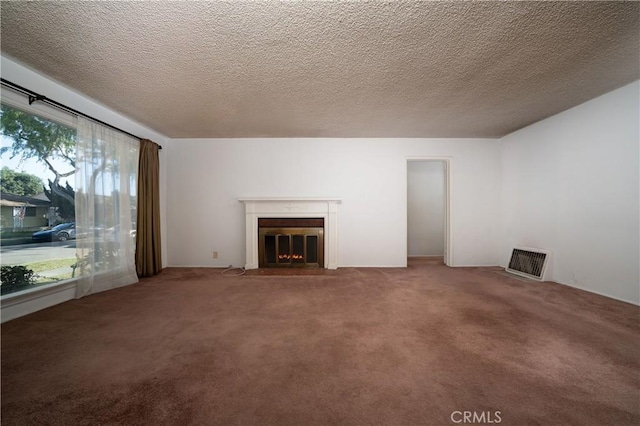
xmin=497 ymin=81 xmax=640 ymax=304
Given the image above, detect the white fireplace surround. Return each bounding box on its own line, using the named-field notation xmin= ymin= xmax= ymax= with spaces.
xmin=239 ymin=198 xmax=341 ymax=270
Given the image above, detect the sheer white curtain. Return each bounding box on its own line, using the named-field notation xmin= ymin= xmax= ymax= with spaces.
xmin=75 ymin=117 xmax=139 ymax=297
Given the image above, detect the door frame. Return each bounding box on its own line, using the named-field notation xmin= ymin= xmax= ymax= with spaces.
xmin=405 ymin=157 xmax=453 ymax=266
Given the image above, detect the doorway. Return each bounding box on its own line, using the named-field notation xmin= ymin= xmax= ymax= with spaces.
xmin=407 ymin=159 xmax=451 ymax=266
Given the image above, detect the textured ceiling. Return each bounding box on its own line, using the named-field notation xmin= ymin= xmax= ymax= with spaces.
xmin=1 ymin=1 xmax=638 ymax=139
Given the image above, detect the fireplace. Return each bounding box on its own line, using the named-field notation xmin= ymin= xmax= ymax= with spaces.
xmin=258 ymin=218 xmax=324 ymax=268
xmin=239 ymin=198 xmax=340 ymax=270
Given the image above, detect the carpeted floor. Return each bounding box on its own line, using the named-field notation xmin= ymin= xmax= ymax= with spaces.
xmin=2 ymin=259 xmax=639 ymax=425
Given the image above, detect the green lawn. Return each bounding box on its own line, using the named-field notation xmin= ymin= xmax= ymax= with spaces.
xmin=23 ymin=258 xmax=76 ymax=273
xmin=28 ymin=258 xmax=76 ymax=283
xmin=35 ymin=273 xmax=73 ymax=283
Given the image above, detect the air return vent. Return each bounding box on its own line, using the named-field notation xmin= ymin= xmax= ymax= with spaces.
xmin=506 ymin=247 xmax=551 ymax=281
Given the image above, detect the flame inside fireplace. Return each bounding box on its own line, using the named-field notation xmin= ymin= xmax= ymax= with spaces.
xmin=278 ymin=254 xmax=304 ymax=260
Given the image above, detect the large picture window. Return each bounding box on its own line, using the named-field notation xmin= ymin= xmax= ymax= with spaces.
xmin=1 ymin=100 xmax=139 ymax=297
xmin=1 ymin=103 xmax=78 ymax=295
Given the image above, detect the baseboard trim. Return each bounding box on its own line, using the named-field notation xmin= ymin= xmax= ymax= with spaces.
xmin=552 ymin=280 xmax=639 ymax=306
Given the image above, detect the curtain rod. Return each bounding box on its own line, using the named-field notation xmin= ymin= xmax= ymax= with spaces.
xmin=0 ymin=78 xmax=162 ymax=150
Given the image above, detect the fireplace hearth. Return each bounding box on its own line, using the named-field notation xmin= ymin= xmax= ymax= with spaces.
xmin=258 ymin=218 xmax=324 ymax=268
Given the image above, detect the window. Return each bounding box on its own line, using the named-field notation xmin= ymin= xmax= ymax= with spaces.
xmin=1 ymin=91 xmax=139 ymax=299
xmin=0 ymin=102 xmax=78 ymax=295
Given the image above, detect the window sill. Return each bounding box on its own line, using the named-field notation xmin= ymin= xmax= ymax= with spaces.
xmin=1 ymin=278 xmax=77 ymax=322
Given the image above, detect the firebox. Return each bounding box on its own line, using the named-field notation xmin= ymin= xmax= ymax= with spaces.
xmin=258 ymin=218 xmax=324 ymax=268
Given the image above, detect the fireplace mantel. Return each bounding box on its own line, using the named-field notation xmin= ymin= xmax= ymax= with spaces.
xmin=239 ymin=198 xmax=341 ymax=270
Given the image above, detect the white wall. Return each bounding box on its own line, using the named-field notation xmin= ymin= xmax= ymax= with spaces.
xmin=501 ymin=81 xmax=640 ymax=304
xmin=407 ymin=161 xmax=445 ymax=256
xmin=166 ymin=138 xmax=502 ymax=268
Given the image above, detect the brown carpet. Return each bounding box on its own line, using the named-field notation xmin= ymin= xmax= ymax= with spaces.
xmin=2 ymin=259 xmax=639 ymax=425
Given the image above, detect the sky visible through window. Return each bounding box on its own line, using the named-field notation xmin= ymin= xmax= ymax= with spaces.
xmin=1 ymin=135 xmax=75 ymax=189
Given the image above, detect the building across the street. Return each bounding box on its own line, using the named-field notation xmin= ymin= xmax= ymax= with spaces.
xmin=0 ymin=192 xmax=52 ymax=230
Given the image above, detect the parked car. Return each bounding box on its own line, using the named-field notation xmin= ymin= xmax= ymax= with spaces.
xmin=103 ymin=224 xmax=137 ymax=240
xmin=31 ymin=222 xmax=76 ymax=242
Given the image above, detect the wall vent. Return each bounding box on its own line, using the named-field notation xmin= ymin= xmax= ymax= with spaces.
xmin=506 ymin=247 xmax=551 ymax=281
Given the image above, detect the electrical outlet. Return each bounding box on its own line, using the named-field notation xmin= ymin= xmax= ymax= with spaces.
xmin=213 ymin=251 xmax=219 ymax=259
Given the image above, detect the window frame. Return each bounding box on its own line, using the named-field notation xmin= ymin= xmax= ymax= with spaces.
xmin=0 ymin=88 xmax=77 ymax=129
xmin=1 ymin=88 xmax=80 ymax=310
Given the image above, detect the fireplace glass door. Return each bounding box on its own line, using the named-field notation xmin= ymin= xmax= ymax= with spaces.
xmin=258 ymin=219 xmax=324 ymax=268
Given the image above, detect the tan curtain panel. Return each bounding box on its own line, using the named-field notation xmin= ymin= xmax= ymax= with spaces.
xmin=136 ymin=139 xmax=162 ymax=277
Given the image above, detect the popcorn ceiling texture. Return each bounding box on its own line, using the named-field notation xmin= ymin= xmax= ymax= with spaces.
xmin=1 ymin=1 xmax=638 ymax=138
